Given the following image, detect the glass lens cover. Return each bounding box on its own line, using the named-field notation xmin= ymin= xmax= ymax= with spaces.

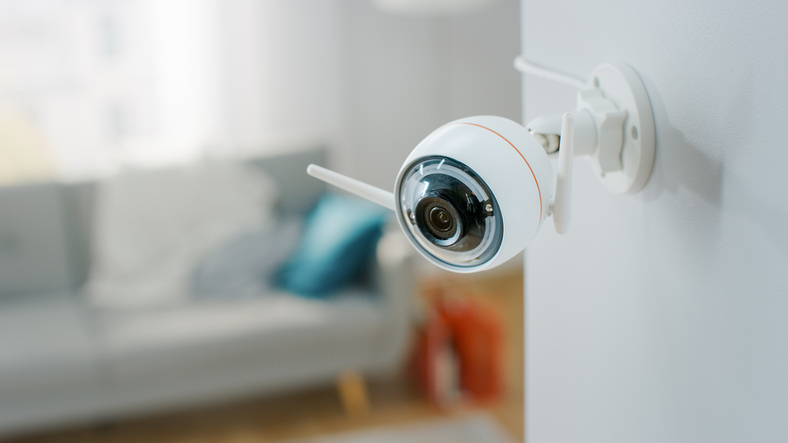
xmin=398 ymin=156 xmax=503 ymax=267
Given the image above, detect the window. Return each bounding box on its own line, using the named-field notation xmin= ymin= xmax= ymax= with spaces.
xmin=0 ymin=0 xmax=226 ymax=182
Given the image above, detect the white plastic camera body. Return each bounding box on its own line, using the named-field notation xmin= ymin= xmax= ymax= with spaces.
xmin=392 ymin=116 xmax=554 ymax=272
xmin=307 ymin=114 xmax=575 ymax=273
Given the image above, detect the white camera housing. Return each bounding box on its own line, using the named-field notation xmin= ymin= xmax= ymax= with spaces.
xmin=307 ymin=114 xmax=574 ymax=273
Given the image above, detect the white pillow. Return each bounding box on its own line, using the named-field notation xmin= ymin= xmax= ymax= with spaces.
xmin=84 ymin=161 xmax=278 ymax=309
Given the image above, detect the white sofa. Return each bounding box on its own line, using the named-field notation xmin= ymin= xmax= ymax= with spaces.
xmin=0 ymin=148 xmax=413 ymax=438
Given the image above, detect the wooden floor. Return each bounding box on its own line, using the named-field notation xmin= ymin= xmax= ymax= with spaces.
xmin=8 ymin=271 xmax=523 ymax=443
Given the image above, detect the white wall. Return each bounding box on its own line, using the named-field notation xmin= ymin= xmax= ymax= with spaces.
xmin=340 ymin=0 xmax=521 ymax=190
xmin=522 ymin=1 xmax=788 ymax=442
xmin=217 ymin=0 xmax=346 ymax=153
xmin=218 ymin=0 xmax=522 ymax=190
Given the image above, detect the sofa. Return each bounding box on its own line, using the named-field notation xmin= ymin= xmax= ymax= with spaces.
xmin=0 ymin=147 xmax=414 ymax=437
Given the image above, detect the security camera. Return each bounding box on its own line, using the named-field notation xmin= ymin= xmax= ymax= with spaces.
xmin=307 ymin=63 xmax=656 ymax=273
xmin=307 ymin=114 xmax=575 ymax=273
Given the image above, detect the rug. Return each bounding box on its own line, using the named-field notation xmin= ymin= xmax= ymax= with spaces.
xmin=288 ymin=414 xmax=517 ymax=443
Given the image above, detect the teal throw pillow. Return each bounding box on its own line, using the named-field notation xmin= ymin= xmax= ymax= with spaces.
xmin=277 ymin=193 xmax=387 ymax=297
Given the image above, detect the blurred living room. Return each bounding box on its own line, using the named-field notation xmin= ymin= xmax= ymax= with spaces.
xmin=11 ymin=0 xmax=788 ymax=441
xmin=0 ymin=0 xmax=524 ymax=442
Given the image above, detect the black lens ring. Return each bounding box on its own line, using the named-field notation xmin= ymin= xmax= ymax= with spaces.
xmin=397 ymin=155 xmax=504 ymax=268
xmin=415 ymin=194 xmax=463 ymax=245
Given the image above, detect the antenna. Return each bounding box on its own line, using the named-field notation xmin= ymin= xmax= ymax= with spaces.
xmin=307 ymin=164 xmax=396 ymax=211
xmin=553 ymin=113 xmax=574 ymax=234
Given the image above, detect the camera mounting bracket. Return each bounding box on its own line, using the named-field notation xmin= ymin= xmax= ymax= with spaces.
xmin=526 ymin=63 xmax=655 ymax=194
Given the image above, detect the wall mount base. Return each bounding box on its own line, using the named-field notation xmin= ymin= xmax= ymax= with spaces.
xmin=587 ymin=63 xmax=655 ymax=194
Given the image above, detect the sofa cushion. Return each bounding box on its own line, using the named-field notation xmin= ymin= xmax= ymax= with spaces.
xmin=0 ymin=183 xmax=74 ymax=297
xmin=96 ymin=291 xmax=383 ymax=382
xmin=0 ymin=296 xmax=98 ymax=396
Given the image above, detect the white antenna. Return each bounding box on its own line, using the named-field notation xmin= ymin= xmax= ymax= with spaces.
xmin=553 ymin=113 xmax=574 ymax=234
xmin=307 ymin=164 xmax=396 ymax=211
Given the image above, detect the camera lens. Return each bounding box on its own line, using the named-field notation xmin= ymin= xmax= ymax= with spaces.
xmin=415 ymin=196 xmax=461 ymax=244
xmin=429 ymin=207 xmax=453 ymax=232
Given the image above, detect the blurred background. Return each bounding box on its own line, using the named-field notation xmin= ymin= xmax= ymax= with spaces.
xmin=0 ymin=0 xmax=520 ymax=186
xmin=0 ymin=0 xmax=523 ymax=441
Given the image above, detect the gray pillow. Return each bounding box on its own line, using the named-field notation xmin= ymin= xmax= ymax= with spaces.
xmin=189 ymin=218 xmax=302 ymax=300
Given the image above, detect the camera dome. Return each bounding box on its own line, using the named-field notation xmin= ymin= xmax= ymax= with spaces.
xmin=394 ymin=116 xmax=554 ymax=273
xmin=397 ymin=156 xmax=504 ymax=268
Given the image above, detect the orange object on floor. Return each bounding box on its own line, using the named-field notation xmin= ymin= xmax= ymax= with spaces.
xmin=410 ymin=306 xmax=454 ymax=408
xmin=410 ymin=285 xmax=505 ymax=408
xmin=440 ymin=297 xmax=504 ymax=404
